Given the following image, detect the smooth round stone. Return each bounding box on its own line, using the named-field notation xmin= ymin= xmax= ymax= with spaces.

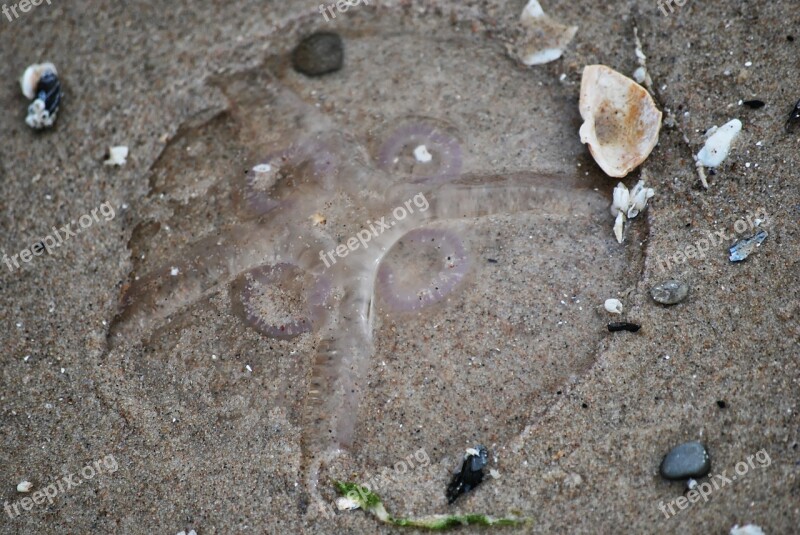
xmin=660 ymin=441 xmax=711 ymax=480
xmin=291 ymin=32 xmax=344 ymax=77
xmin=650 ymin=280 xmax=689 ymax=305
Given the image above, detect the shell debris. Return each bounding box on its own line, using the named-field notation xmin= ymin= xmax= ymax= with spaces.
xmin=695 ymin=119 xmax=742 ymax=188
xmin=21 ymin=62 xmax=62 ymax=130
xmin=609 ymin=180 xmax=654 ymax=243
xmin=514 ymin=0 xmax=577 ymax=66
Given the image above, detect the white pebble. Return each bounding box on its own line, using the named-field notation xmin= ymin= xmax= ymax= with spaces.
xmin=170 ymin=267 xmax=179 ymax=276
xmin=17 ymin=481 xmax=33 ymax=493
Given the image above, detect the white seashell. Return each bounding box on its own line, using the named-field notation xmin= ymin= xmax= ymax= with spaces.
xmin=604 ymin=298 xmax=623 ymax=314
xmin=515 ymin=1 xmax=578 ymax=66
xmin=104 ymin=146 xmax=129 ymax=166
xmin=20 ymin=62 xmax=57 ymax=100
xmin=697 ymin=119 xmax=741 ymax=167
xmin=579 ymin=65 xmax=663 ymax=177
xmin=17 ymin=481 xmax=33 ymax=493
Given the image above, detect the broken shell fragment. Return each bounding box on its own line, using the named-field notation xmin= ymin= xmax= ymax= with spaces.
xmin=697 ymin=119 xmax=742 ymax=168
xmin=579 ymin=65 xmax=663 ymax=177
xmin=514 ymin=0 xmax=578 ymax=66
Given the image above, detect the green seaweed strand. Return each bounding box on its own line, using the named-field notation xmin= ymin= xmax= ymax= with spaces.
xmin=333 ymin=481 xmax=530 ymax=531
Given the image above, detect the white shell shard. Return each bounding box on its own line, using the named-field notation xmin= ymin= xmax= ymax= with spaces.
xmin=515 ymin=1 xmax=578 ymax=66
xmin=613 ymin=211 xmax=625 ymax=244
xmin=20 ymin=62 xmax=57 ymax=100
xmin=104 ymin=146 xmax=129 ymax=166
xmin=16 ymin=481 xmax=33 ymax=493
xmin=604 ymin=298 xmax=623 ymax=314
xmin=697 ymin=119 xmax=742 ymax=167
xmin=579 ymin=65 xmax=663 ymax=178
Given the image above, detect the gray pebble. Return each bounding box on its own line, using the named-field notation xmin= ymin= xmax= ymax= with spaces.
xmin=292 ymin=32 xmax=344 ymax=77
xmin=650 ymin=280 xmax=689 ymax=305
xmin=660 ymin=441 xmax=711 ymax=480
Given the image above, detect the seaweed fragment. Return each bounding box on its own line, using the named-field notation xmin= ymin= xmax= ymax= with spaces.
xmin=333 ymin=481 xmax=528 ymax=531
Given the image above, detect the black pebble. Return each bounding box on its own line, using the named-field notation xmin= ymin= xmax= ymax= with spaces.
xmin=742 ymin=100 xmax=765 ymax=109
xmin=292 ymin=32 xmax=344 ymax=77
xmin=716 ymin=400 xmax=727 ymax=409
xmin=607 ymin=322 xmax=641 ymax=333
xmin=446 ymin=446 xmax=488 ymax=504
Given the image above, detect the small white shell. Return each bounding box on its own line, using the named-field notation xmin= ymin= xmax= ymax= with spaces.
xmin=604 ymin=298 xmax=623 ymax=314
xmin=17 ymin=481 xmax=33 ymax=493
xmin=579 ymin=65 xmax=663 ymax=177
xmin=697 ymin=119 xmax=741 ymax=167
xmin=515 ymin=1 xmax=578 ymax=66
xmin=20 ymin=62 xmax=57 ymax=100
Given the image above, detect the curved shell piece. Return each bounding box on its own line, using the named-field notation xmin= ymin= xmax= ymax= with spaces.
xmin=20 ymin=62 xmax=57 ymax=100
xmin=579 ymin=65 xmax=662 ymax=178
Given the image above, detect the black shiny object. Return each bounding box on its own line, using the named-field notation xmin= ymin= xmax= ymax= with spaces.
xmin=36 ymin=70 xmax=62 ymax=116
xmin=446 ymin=445 xmax=488 ymax=504
xmin=786 ymin=99 xmax=800 ymax=133
xmin=608 ymin=322 xmax=641 ymax=333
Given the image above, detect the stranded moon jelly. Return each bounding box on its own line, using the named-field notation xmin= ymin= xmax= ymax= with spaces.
xmin=21 ymin=62 xmax=62 ymax=130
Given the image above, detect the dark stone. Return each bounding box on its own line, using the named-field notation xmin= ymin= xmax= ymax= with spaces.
xmin=660 ymin=441 xmax=711 ymax=480
xmin=292 ymin=32 xmax=344 ymax=77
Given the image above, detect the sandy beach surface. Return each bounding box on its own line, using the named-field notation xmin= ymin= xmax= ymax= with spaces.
xmin=0 ymin=1 xmax=797 ymax=533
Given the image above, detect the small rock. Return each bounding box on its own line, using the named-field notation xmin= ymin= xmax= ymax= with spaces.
xmin=16 ymin=481 xmax=33 ymax=493
xmin=650 ymin=280 xmax=689 ymax=305
xmin=660 ymin=441 xmax=711 ymax=480
xmin=292 ymin=32 xmax=344 ymax=77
